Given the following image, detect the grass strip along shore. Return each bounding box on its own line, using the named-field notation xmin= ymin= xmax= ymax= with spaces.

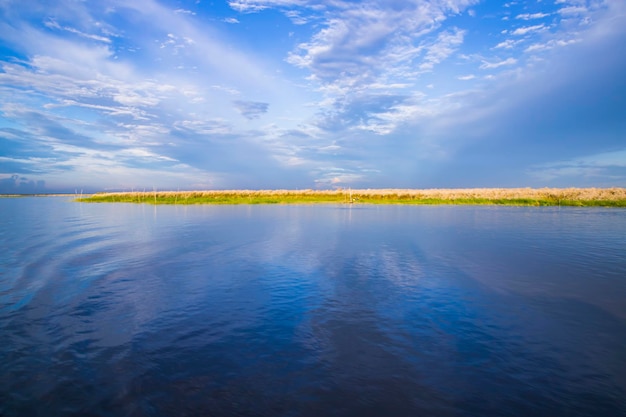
xmin=77 ymin=188 xmax=626 ymax=207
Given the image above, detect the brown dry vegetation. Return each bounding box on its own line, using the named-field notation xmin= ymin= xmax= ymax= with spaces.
xmin=343 ymin=187 xmax=626 ymax=200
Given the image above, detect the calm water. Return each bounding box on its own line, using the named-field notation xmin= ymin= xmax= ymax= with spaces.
xmin=1 ymin=197 xmax=625 ymax=417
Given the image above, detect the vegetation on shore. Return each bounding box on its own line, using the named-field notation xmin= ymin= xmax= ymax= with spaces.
xmin=76 ymin=188 xmax=626 ymax=207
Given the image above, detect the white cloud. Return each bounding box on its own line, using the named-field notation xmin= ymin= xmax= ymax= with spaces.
xmin=524 ymin=38 xmax=580 ymax=53
xmin=284 ymin=10 xmax=309 ymax=25
xmin=280 ymin=0 xmax=478 ymax=135
xmin=512 ymin=24 xmax=546 ymax=36
xmin=0 ymin=52 xmax=178 ymax=120
xmin=494 ymin=39 xmax=521 ymax=49
xmin=211 ymin=85 xmax=241 ymax=95
xmin=313 ymin=169 xmax=366 ymax=188
xmin=558 ymin=6 xmax=588 ymax=15
xmin=516 ymin=12 xmax=549 ymax=20
xmin=45 ymin=99 xmax=151 ymax=120
xmin=174 ymin=9 xmax=196 ymax=15
xmin=286 ymin=1 xmax=476 ymax=82
xmin=160 ymin=33 xmax=195 ymax=51
xmin=369 ymin=82 xmax=412 ymax=89
xmin=419 ymin=29 xmax=466 ymax=71
xmin=228 ymin=0 xmax=307 ymax=13
xmin=174 ymin=119 xmax=233 ymax=135
xmin=479 ymin=57 xmax=517 ymax=69
xmin=44 ymin=19 xmax=112 ymax=43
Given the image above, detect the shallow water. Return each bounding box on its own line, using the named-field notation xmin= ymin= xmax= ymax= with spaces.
xmin=1 ymin=197 xmax=625 ymax=416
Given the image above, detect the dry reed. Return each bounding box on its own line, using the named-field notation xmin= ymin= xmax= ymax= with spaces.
xmin=77 ymin=187 xmax=626 ymax=206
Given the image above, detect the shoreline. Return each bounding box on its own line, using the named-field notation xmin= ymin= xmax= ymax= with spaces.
xmin=73 ymin=188 xmax=626 ymax=207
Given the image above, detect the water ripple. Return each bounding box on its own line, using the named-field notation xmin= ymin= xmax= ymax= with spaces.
xmin=1 ymin=200 xmax=625 ymax=416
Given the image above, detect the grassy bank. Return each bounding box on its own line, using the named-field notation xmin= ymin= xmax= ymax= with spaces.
xmin=76 ymin=188 xmax=626 ymax=207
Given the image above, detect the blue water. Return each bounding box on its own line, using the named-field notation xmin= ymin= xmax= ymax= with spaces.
xmin=1 ymin=197 xmax=625 ymax=417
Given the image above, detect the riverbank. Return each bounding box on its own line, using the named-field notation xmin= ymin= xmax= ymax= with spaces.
xmin=76 ymin=188 xmax=626 ymax=207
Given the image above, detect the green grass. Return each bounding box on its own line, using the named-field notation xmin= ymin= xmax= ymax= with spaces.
xmin=79 ymin=192 xmax=344 ymax=205
xmin=75 ymin=190 xmax=626 ymax=207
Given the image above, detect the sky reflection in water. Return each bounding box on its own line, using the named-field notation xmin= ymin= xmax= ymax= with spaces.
xmin=1 ymin=198 xmax=625 ymax=416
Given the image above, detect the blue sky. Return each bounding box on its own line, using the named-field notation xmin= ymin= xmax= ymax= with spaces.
xmin=1 ymin=0 xmax=625 ymax=192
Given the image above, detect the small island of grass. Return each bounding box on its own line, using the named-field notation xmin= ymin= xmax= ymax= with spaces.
xmin=76 ymin=187 xmax=626 ymax=207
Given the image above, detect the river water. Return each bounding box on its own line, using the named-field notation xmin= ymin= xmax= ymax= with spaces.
xmin=1 ymin=197 xmax=625 ymax=416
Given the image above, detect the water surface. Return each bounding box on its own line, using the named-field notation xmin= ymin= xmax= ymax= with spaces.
xmin=1 ymin=197 xmax=625 ymax=416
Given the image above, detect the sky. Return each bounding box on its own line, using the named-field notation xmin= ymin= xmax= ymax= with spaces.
xmin=1 ymin=0 xmax=625 ymax=193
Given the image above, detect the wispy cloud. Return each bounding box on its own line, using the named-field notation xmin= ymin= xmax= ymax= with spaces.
xmin=494 ymin=39 xmax=522 ymax=49
xmin=479 ymin=57 xmax=517 ymax=69
xmin=512 ymin=24 xmax=545 ymax=36
xmin=44 ymin=19 xmax=112 ymax=43
xmin=516 ymin=12 xmax=549 ymax=20
xmin=227 ymin=0 xmax=306 ymax=13
xmin=174 ymin=8 xmax=196 ymax=15
xmin=531 ymin=149 xmax=626 ymax=184
xmin=525 ymin=38 xmax=580 ymax=53
xmin=558 ymin=6 xmax=588 ymax=16
xmin=419 ymin=29 xmax=466 ymax=71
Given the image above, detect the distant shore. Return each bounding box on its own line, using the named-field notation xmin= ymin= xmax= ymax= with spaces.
xmin=74 ymin=188 xmax=626 ymax=207
xmin=0 ymin=194 xmax=74 ymax=198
